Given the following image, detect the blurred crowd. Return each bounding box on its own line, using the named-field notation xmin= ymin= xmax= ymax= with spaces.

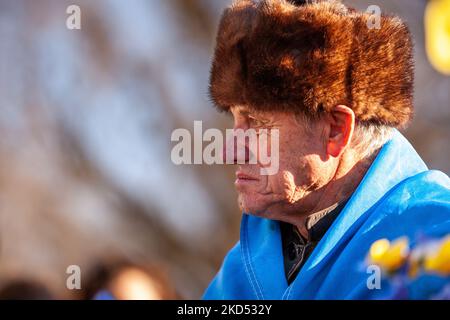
xmin=0 ymin=260 xmax=178 ymax=300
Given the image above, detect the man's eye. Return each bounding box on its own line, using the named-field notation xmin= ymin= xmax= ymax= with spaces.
xmin=248 ymin=117 xmax=264 ymax=127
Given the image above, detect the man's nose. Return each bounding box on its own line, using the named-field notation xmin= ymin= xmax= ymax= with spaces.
xmin=223 ymin=132 xmax=250 ymax=164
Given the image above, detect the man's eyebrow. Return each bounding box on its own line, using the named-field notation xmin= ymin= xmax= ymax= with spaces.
xmin=239 ymin=109 xmax=261 ymax=119
xmin=237 ymin=108 xmax=272 ymax=124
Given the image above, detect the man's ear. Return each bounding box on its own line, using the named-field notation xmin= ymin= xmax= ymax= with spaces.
xmin=326 ymin=105 xmax=355 ymax=158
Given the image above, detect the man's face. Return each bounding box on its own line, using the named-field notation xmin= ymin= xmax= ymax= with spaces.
xmin=228 ymin=106 xmax=335 ymax=220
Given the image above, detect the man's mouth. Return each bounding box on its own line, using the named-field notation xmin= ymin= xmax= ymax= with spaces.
xmin=235 ymin=171 xmax=259 ymax=186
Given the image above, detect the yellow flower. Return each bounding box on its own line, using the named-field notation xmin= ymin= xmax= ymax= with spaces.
xmin=424 ymin=235 xmax=450 ymax=275
xmin=369 ymin=238 xmax=390 ymax=261
xmin=368 ymin=237 xmax=409 ymax=272
xmin=425 ymin=0 xmax=450 ymax=75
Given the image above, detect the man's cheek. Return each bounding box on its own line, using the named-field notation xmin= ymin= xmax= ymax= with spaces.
xmin=269 ymin=170 xmax=301 ymax=203
xmin=266 ymin=171 xmax=292 ymax=194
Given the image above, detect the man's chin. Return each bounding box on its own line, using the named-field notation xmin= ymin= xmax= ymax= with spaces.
xmin=237 ymin=194 xmax=268 ymax=216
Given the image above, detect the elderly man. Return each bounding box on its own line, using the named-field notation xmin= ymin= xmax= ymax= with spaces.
xmin=203 ymin=0 xmax=450 ymax=299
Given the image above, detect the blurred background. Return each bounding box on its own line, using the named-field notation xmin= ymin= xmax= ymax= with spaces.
xmin=0 ymin=0 xmax=448 ymax=299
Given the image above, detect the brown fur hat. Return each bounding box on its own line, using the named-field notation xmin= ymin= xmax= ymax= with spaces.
xmin=209 ymin=0 xmax=414 ymax=127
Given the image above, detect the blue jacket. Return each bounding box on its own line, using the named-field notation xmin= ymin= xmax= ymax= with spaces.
xmin=203 ymin=130 xmax=450 ymax=299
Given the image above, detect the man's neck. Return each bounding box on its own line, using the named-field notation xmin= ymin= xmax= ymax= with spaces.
xmin=295 ymin=149 xmax=379 ymax=239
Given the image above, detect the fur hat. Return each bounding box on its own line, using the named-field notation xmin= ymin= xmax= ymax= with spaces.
xmin=209 ymin=0 xmax=414 ymax=127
